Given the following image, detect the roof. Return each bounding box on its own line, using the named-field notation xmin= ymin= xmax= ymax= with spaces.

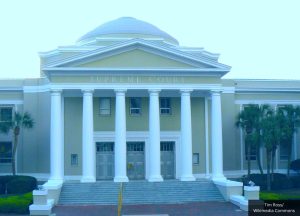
xmin=78 ymin=17 xmax=179 ymax=45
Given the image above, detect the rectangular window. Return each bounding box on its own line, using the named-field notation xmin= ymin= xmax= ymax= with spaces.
xmin=0 ymin=107 xmax=13 ymax=122
xmin=280 ymin=144 xmax=289 ymax=161
xmin=245 ymin=142 xmax=257 ymax=160
xmin=71 ymin=154 xmax=78 ymax=166
xmin=130 ymin=98 xmax=141 ymax=115
xmin=0 ymin=142 xmax=12 ymax=163
xmin=160 ymin=98 xmax=171 ymax=115
xmin=99 ymin=98 xmax=111 ymax=115
xmin=96 ymin=142 xmax=114 ymax=152
xmin=193 ymin=153 xmax=199 ymax=165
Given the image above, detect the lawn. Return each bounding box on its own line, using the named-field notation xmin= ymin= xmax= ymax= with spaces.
xmin=0 ymin=192 xmax=32 ymax=214
xmin=260 ymin=189 xmax=300 ymax=200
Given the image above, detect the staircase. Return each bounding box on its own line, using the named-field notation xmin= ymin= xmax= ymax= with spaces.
xmin=58 ymin=179 xmax=224 ymax=205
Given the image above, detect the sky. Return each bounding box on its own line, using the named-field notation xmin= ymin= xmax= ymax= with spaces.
xmin=0 ymin=0 xmax=299 ymax=79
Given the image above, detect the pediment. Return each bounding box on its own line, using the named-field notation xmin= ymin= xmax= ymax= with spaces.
xmin=45 ymin=39 xmax=230 ymax=70
xmin=74 ymin=49 xmax=198 ymax=69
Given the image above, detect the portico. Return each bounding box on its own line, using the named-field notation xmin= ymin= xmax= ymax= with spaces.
xmin=49 ymin=87 xmax=224 ymax=182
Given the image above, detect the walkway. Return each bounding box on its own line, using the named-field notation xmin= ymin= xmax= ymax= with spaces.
xmin=53 ymin=202 xmax=246 ymax=216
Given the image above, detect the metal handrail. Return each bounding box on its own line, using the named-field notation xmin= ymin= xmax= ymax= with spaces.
xmin=117 ymin=182 xmax=124 ymax=216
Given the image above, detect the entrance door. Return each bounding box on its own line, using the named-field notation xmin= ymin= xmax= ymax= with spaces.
xmin=161 ymin=141 xmax=175 ymax=179
xmin=127 ymin=142 xmax=145 ymax=180
xmin=96 ymin=142 xmax=114 ymax=180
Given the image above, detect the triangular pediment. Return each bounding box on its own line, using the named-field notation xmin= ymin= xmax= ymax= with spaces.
xmin=44 ymin=39 xmax=230 ymax=70
xmin=74 ymin=49 xmax=198 ymax=69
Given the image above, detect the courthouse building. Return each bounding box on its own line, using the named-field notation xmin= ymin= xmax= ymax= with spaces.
xmin=0 ymin=17 xmax=299 ymax=183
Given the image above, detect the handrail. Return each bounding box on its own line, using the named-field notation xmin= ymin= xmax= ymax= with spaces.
xmin=117 ymin=182 xmax=124 ymax=216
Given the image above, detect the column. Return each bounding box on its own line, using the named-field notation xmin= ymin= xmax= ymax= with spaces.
xmin=180 ymin=89 xmax=196 ymax=181
xmin=148 ymin=89 xmax=163 ymax=182
xmin=114 ymin=89 xmax=129 ymax=182
xmin=81 ymin=89 xmax=96 ymax=182
xmin=211 ymin=91 xmax=226 ymax=180
xmin=49 ymin=90 xmax=64 ymax=183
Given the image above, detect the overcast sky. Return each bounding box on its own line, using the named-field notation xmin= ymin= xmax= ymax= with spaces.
xmin=0 ymin=0 xmax=299 ymax=79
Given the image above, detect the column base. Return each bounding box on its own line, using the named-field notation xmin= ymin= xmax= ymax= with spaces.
xmin=212 ymin=174 xmax=226 ymax=182
xmin=114 ymin=176 xmax=129 ymax=182
xmin=80 ymin=176 xmax=96 ymax=183
xmin=148 ymin=175 xmax=163 ymax=182
xmin=46 ymin=179 xmax=64 ymax=186
xmin=180 ymin=175 xmax=196 ymax=181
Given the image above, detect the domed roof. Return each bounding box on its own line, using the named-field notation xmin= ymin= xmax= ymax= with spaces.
xmin=78 ymin=17 xmax=178 ymax=45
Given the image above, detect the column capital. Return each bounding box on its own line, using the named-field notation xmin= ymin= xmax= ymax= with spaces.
xmin=50 ymin=89 xmax=62 ymax=94
xmin=180 ymin=89 xmax=193 ymax=95
xmin=114 ymin=89 xmax=127 ymax=94
xmin=148 ymin=89 xmax=161 ymax=94
xmin=81 ymin=88 xmax=94 ymax=94
xmin=210 ymin=90 xmax=222 ymax=96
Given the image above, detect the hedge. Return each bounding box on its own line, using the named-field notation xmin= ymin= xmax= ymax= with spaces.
xmin=243 ymin=173 xmax=298 ymax=190
xmin=0 ymin=192 xmax=32 ymax=214
xmin=0 ymin=175 xmax=37 ymax=195
xmin=290 ymin=159 xmax=300 ymax=173
xmin=260 ymin=192 xmax=300 ymax=200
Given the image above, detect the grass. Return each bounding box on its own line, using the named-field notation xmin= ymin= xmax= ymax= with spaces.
xmin=260 ymin=189 xmax=300 ymax=200
xmin=0 ymin=192 xmax=32 ymax=214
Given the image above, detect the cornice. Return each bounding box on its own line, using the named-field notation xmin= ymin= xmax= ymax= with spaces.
xmin=42 ymin=67 xmax=228 ymax=77
xmin=43 ymin=39 xmax=231 ymax=70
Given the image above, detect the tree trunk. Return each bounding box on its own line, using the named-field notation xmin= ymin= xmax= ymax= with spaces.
xmin=12 ymin=127 xmax=19 ymax=176
xmin=247 ymin=140 xmax=251 ymax=177
xmin=267 ymin=151 xmax=271 ymax=191
xmin=287 ymin=143 xmax=292 ymax=177
xmin=271 ymin=149 xmax=275 ymax=182
xmin=256 ymin=145 xmax=263 ymax=174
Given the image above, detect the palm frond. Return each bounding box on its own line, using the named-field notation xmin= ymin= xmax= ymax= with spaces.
xmin=22 ymin=112 xmax=34 ymax=129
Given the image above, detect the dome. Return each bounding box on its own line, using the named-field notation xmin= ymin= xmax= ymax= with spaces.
xmin=78 ymin=17 xmax=178 ymax=45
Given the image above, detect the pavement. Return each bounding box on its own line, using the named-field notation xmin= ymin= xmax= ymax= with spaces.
xmin=52 ymin=201 xmax=247 ymax=216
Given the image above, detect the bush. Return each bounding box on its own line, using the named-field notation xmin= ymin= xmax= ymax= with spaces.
xmin=0 ymin=192 xmax=32 ymax=214
xmin=290 ymin=159 xmax=300 ymax=173
xmin=0 ymin=176 xmax=37 ymax=195
xmin=243 ymin=173 xmax=294 ymax=190
xmin=0 ymin=176 xmax=14 ymax=194
xmin=291 ymin=176 xmax=300 ymax=188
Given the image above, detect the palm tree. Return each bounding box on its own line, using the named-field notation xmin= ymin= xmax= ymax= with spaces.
xmin=261 ymin=109 xmax=281 ymax=190
xmin=255 ymin=104 xmax=271 ymax=174
xmin=277 ymin=105 xmax=300 ymax=176
xmin=0 ymin=111 xmax=34 ymax=175
xmin=236 ymin=104 xmax=260 ymax=176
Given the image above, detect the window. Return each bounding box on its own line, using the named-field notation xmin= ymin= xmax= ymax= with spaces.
xmin=160 ymin=98 xmax=171 ymax=115
xmin=0 ymin=142 xmax=12 ymax=163
xmin=160 ymin=141 xmax=175 ymax=151
xmin=193 ymin=153 xmax=199 ymax=165
xmin=96 ymin=142 xmax=114 ymax=152
xmin=99 ymin=98 xmax=111 ymax=115
xmin=280 ymin=144 xmax=289 ymax=161
xmin=71 ymin=154 xmax=78 ymax=166
xmin=0 ymin=107 xmax=13 ymax=122
xmin=130 ymin=98 xmax=141 ymax=115
xmin=245 ymin=142 xmax=257 ymax=160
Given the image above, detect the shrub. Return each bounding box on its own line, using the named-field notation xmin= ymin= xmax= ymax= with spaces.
xmin=290 ymin=159 xmax=300 ymax=173
xmin=290 ymin=176 xmax=300 ymax=188
xmin=0 ymin=176 xmax=14 ymax=194
xmin=0 ymin=192 xmax=32 ymax=214
xmin=0 ymin=176 xmax=37 ymax=195
xmin=244 ymin=173 xmax=294 ymax=190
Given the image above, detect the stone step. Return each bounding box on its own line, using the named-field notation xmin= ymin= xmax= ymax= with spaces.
xmin=58 ymin=180 xmax=224 ymax=205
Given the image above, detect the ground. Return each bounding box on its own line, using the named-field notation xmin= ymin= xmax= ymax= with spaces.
xmin=52 ymin=202 xmax=246 ymax=216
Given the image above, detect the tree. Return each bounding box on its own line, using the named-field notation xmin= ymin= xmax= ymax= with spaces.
xmin=0 ymin=112 xmax=34 ymax=175
xmin=277 ymin=105 xmax=300 ymax=176
xmin=261 ymin=109 xmax=281 ymax=190
xmin=236 ymin=104 xmax=260 ymax=176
